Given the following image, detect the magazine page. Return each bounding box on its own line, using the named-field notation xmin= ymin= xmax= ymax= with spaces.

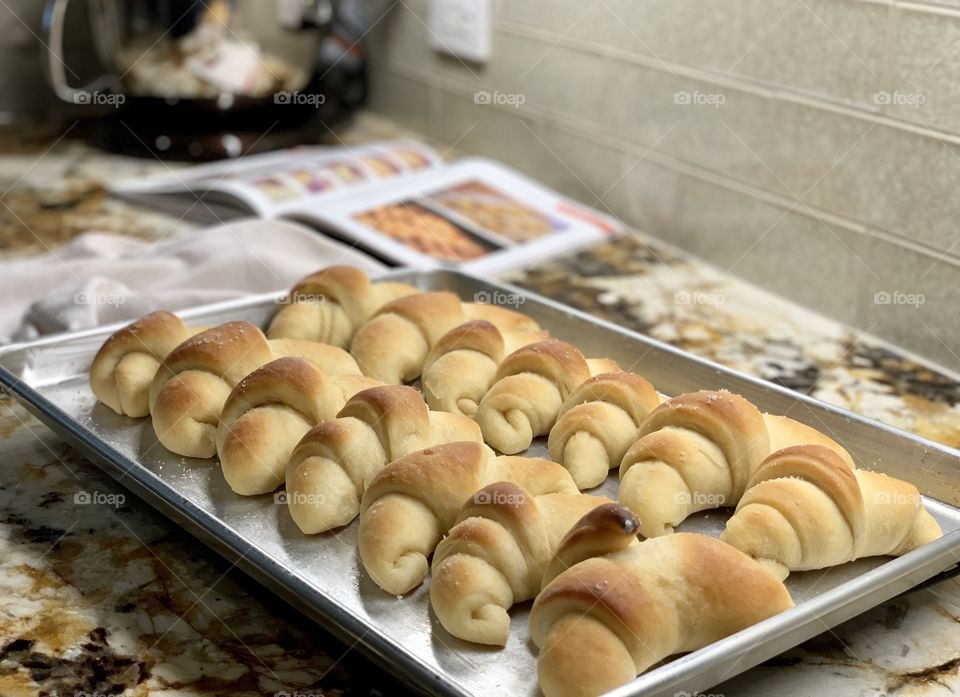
xmin=109 ymin=140 xmax=443 ymax=218
xmin=279 ymin=158 xmax=623 ymax=273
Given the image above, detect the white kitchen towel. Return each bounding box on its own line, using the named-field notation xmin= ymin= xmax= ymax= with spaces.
xmin=1 ymin=218 xmax=386 ymax=342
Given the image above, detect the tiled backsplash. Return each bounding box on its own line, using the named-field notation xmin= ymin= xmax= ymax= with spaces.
xmin=365 ymin=0 xmax=960 ymax=371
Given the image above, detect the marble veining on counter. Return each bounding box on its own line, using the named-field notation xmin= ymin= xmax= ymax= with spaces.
xmin=0 ymin=398 xmax=399 ymax=697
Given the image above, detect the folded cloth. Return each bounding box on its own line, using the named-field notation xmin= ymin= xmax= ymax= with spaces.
xmin=2 ymin=218 xmax=386 ymax=342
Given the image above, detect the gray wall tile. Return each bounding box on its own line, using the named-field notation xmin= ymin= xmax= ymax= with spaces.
xmin=889 ymin=7 xmax=960 ymax=132
xmin=858 ymin=233 xmax=960 ymax=370
xmin=767 ymin=101 xmax=960 ymax=256
xmin=497 ymin=0 xmax=689 ymax=63
xmin=686 ymin=0 xmax=889 ymax=107
xmin=673 ymin=177 xmax=869 ymax=327
xmin=366 ymin=68 xmax=432 ymax=135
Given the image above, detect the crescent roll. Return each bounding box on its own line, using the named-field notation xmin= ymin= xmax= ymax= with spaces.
xmin=267 ymin=265 xmax=417 ymax=346
xmin=721 ymin=444 xmax=943 ymax=579
xmin=421 ymin=319 xmax=549 ymax=417
xmin=285 ymin=385 xmax=482 ymax=534
xmin=547 ymin=371 xmax=662 ymax=488
xmin=357 ymin=441 xmax=578 ymax=595
xmin=216 ymin=357 xmax=381 ymax=495
xmin=530 ymin=505 xmax=793 ymax=697
xmin=430 ymin=481 xmax=610 ymax=645
xmin=90 ymin=311 xmax=203 ymax=417
xmin=475 ymin=339 xmax=620 ymax=454
xmin=149 ymin=321 xmax=360 ymax=458
xmin=349 ymin=291 xmax=539 ymax=384
xmin=618 ymin=389 xmax=853 ymax=537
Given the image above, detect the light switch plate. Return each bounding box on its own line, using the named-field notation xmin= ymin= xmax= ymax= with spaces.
xmin=427 ymin=0 xmax=491 ymax=63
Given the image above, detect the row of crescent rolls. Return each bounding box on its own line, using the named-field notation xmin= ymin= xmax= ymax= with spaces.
xmin=89 ymin=265 xmax=640 ymax=472
xmin=543 ymin=379 xmax=942 ymax=569
xmin=88 ymin=265 xmax=551 ymax=460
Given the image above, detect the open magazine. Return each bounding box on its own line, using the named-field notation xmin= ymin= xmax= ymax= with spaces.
xmin=112 ymin=140 xmax=623 ymax=273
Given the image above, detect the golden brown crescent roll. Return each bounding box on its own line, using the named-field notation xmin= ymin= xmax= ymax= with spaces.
xmin=474 ymin=339 xmax=620 ymax=454
xmin=90 ymin=311 xmax=203 ymax=417
xmin=530 ymin=506 xmax=793 ymax=697
xmin=421 ymin=319 xmax=549 ymax=417
xmin=547 ymin=372 xmax=662 ymax=489
xmin=149 ymin=321 xmax=360 ymax=459
xmin=348 ymin=291 xmax=538 ymax=384
xmin=539 ymin=502 xmax=643 ymax=587
xmin=285 ymin=386 xmax=482 ymax=534
xmin=357 ymin=441 xmax=578 ymax=595
xmin=216 ymin=357 xmax=382 ymax=495
xmin=721 ymin=444 xmax=943 ymax=579
xmin=267 ymin=265 xmax=417 ymax=346
xmin=430 ymin=481 xmax=610 ymax=645
xmin=618 ymin=389 xmax=853 ymax=537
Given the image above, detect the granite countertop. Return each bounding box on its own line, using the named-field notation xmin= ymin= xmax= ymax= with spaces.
xmin=1 ymin=114 xmax=958 ymax=697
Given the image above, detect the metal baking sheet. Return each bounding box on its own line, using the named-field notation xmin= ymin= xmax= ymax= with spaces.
xmin=1 ymin=268 xmax=959 ymax=697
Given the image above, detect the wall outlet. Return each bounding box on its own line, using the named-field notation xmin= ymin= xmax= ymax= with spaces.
xmin=427 ymin=0 xmax=491 ymax=63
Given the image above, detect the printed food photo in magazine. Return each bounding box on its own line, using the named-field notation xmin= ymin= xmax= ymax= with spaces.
xmin=111 ymin=139 xmax=622 ymax=272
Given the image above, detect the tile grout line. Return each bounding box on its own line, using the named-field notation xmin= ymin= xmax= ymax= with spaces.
xmin=371 ymin=3 xmax=960 ymax=148
xmin=369 ymin=59 xmax=960 ymax=269
xmin=491 ymin=15 xmax=960 ymax=145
